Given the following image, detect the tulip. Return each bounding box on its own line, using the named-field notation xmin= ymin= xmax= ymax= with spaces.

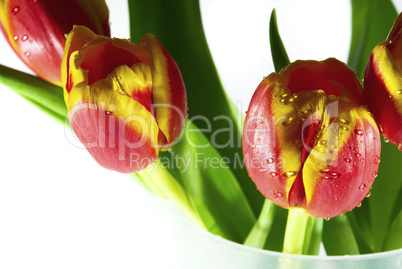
xmin=243 ymin=59 xmax=381 ymax=219
xmin=364 ymin=12 xmax=402 ymax=150
xmin=62 ymin=26 xmax=187 ymax=173
xmin=0 ymin=0 xmax=110 ymax=85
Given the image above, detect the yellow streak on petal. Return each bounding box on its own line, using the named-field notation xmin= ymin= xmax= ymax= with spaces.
xmin=139 ymin=34 xmax=172 ymax=141
xmin=267 ymin=77 xmax=302 ymax=199
xmin=67 ymin=80 xmax=159 ymax=157
xmin=373 ymin=43 xmax=402 ymax=114
xmin=62 ymin=26 xmax=98 ymax=95
xmin=107 ymin=63 xmax=152 ymax=98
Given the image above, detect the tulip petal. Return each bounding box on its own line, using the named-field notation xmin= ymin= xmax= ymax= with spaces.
xmin=67 ymin=79 xmax=160 ymax=173
xmin=139 ymin=33 xmax=187 ymax=148
xmin=303 ymin=107 xmax=380 ymax=218
xmin=243 ymin=74 xmax=302 ymax=209
xmin=365 ymin=43 xmax=402 ymax=147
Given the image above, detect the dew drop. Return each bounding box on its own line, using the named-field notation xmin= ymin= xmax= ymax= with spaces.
xmin=24 ymin=51 xmax=30 ymax=57
xmin=251 ymin=144 xmax=256 ymax=149
xmin=357 ymin=202 xmax=362 ymax=208
xmin=21 ymin=35 xmax=28 ymax=41
xmin=105 ymin=111 xmax=112 ymax=115
xmin=342 ymin=126 xmax=349 ymax=131
xmin=384 ymin=137 xmax=389 ymax=143
xmin=366 ymin=192 xmax=371 ymax=198
xmin=374 ymin=156 xmax=380 ymax=164
xmin=11 ymin=6 xmax=20 ymax=15
xmin=324 ymin=217 xmax=330 ymax=221
xmin=397 ymin=90 xmax=402 ymax=95
xmin=360 ymin=158 xmax=364 ymax=162
xmin=273 ymin=191 xmax=283 ymax=198
xmin=359 ymin=184 xmax=367 ymax=192
xmin=331 ymin=172 xmax=341 ymax=178
xmin=356 ymin=130 xmax=364 ymax=136
xmin=372 ymin=171 xmax=378 ymax=178
xmin=13 ymin=35 xmax=18 ymax=41
xmin=254 ymin=123 xmax=259 ymax=128
xmin=266 ymin=158 xmax=274 ymax=164
xmin=349 ymin=146 xmax=356 ymax=150
xmin=270 ymin=172 xmax=277 ymax=177
xmin=354 ymin=153 xmax=361 ymax=157
xmin=321 ymin=140 xmax=327 ymax=145
xmin=344 ymin=158 xmax=352 ymax=163
xmin=320 ymin=168 xmax=331 ymax=173
xmin=283 ymin=171 xmax=297 ymax=178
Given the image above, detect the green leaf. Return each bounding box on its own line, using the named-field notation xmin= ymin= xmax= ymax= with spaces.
xmin=243 ymin=199 xmax=275 ymax=249
xmin=269 ymin=9 xmax=290 ymax=73
xmin=128 ymin=0 xmax=264 ymax=217
xmin=0 ymin=65 xmax=67 ymax=123
xmin=323 ymin=214 xmax=360 ymax=255
xmin=303 ymin=217 xmax=323 ymax=255
xmin=347 ymin=0 xmax=397 ymax=79
xmin=369 ymin=141 xmax=402 ymax=252
xmin=171 ymin=120 xmax=255 ymax=243
xmin=383 ymin=208 xmax=402 ymax=251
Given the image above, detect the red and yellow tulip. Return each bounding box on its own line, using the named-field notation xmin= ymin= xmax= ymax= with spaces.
xmin=364 ymin=12 xmax=402 ymax=150
xmin=62 ymin=26 xmax=187 ymax=173
xmin=243 ymin=59 xmax=381 ymax=219
xmin=0 ymin=0 xmax=110 ymax=85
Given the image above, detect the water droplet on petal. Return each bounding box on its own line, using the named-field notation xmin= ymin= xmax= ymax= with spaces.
xmin=105 ymin=111 xmax=112 ymax=115
xmin=344 ymin=158 xmax=352 ymax=163
xmin=13 ymin=35 xmax=19 ymax=41
xmin=251 ymin=144 xmax=256 ymax=149
xmin=374 ymin=156 xmax=380 ymax=164
xmin=324 ymin=217 xmax=330 ymax=221
xmin=397 ymin=90 xmax=402 ymax=95
xmin=21 ymin=35 xmax=28 ymax=41
xmin=270 ymin=172 xmax=277 ymax=177
xmin=283 ymin=171 xmax=297 ymax=178
xmin=356 ymin=130 xmax=364 ymax=136
xmin=384 ymin=137 xmax=389 ymax=143
xmin=349 ymin=146 xmax=356 ymax=150
xmin=24 ymin=51 xmax=30 ymax=57
xmin=372 ymin=171 xmax=378 ymax=178
xmin=266 ymin=158 xmax=274 ymax=164
xmin=359 ymin=184 xmax=367 ymax=192
xmin=254 ymin=123 xmax=259 ymax=128
xmin=273 ymin=191 xmax=283 ymax=198
xmin=357 ymin=202 xmax=362 ymax=208
xmin=360 ymin=158 xmax=364 ymax=162
xmin=11 ymin=6 xmax=20 ymax=15
xmin=354 ymin=153 xmax=361 ymax=157
xmin=366 ymin=192 xmax=371 ymax=198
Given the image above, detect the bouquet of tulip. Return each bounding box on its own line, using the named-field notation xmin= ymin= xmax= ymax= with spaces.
xmin=0 ymin=0 xmax=401 ymax=267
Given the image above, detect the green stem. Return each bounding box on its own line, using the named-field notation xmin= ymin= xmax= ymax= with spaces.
xmin=244 ymin=199 xmax=275 ymax=248
xmin=138 ymin=159 xmax=204 ymax=228
xmin=282 ymin=208 xmax=310 ymax=254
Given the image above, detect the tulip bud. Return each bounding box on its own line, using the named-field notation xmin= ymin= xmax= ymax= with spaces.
xmin=243 ymin=59 xmax=381 ymax=219
xmin=364 ymin=12 xmax=402 ymax=150
xmin=0 ymin=0 xmax=110 ymax=85
xmin=62 ymin=26 xmax=187 ymax=173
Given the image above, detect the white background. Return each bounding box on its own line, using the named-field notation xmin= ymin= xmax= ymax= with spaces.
xmin=0 ymin=1 xmax=401 ymax=268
